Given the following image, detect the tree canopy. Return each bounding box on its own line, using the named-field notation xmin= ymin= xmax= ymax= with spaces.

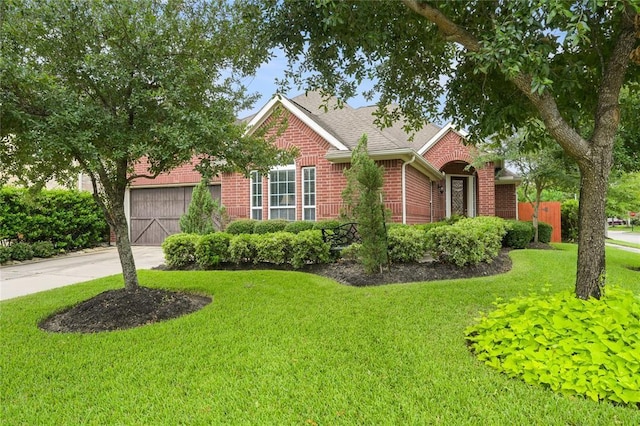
xmin=1 ymin=0 xmax=293 ymax=289
xmin=250 ymin=0 xmax=639 ymax=299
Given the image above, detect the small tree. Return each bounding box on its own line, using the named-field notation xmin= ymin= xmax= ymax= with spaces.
xmin=342 ymin=135 xmax=388 ymax=273
xmin=180 ymin=179 xmax=216 ymax=235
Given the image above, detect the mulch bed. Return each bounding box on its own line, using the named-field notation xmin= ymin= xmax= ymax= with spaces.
xmin=39 ymin=246 xmax=537 ymax=334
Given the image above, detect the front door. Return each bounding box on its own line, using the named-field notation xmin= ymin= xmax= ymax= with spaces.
xmin=450 ymin=177 xmax=468 ymax=216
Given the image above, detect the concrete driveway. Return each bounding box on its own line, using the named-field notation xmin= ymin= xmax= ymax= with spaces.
xmin=607 ymin=229 xmax=640 ymax=245
xmin=0 ymin=246 xmax=165 ymax=301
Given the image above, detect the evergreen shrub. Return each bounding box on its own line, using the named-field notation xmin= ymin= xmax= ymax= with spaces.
xmin=503 ymin=220 xmax=534 ymax=249
xmin=284 ymin=221 xmax=316 ymax=234
xmin=161 ymin=233 xmax=199 ymax=269
xmin=31 ymin=241 xmax=55 ymax=258
xmin=195 ymin=233 xmax=232 ymax=269
xmin=254 ymin=232 xmax=294 ymax=264
xmin=10 ymin=242 xmax=34 ymax=261
xmin=340 ymin=243 xmax=361 ymax=261
xmin=466 ymin=288 xmax=640 ymax=407
xmin=537 ymin=222 xmax=553 ymax=244
xmin=0 ymin=246 xmax=12 ymax=263
xmin=561 ymin=200 xmax=579 ymax=242
xmin=253 ymin=219 xmax=289 ymax=235
xmin=387 ymin=225 xmax=426 ymax=263
xmin=229 ymin=233 xmax=259 ymax=264
xmin=312 ymin=219 xmax=343 ymax=230
xmin=225 ymin=219 xmax=257 ymax=235
xmin=291 ymin=230 xmax=331 ymax=269
xmin=426 ymin=217 xmax=507 ymax=267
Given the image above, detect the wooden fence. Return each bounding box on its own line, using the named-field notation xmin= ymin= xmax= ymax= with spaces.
xmin=518 ymin=201 xmax=562 ymax=243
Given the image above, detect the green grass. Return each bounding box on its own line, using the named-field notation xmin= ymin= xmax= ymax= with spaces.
xmin=607 ymin=239 xmax=640 ymax=250
xmin=2 ymin=244 xmax=639 ymax=425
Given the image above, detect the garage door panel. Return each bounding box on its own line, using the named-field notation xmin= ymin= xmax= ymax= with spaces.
xmin=130 ymin=185 xmax=220 ymax=246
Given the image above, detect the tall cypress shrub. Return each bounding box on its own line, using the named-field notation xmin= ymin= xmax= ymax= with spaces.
xmin=342 ymin=135 xmax=388 ymax=273
xmin=179 ymin=179 xmax=215 ymax=235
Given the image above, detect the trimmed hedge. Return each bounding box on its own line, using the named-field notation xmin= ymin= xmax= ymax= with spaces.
xmin=225 ymin=219 xmax=257 ymax=235
xmin=561 ymin=200 xmax=579 ymax=242
xmin=0 ymin=186 xmax=108 ymax=249
xmin=0 ymin=246 xmax=10 ymax=263
xmin=253 ymin=219 xmax=289 ymax=235
xmin=195 ymin=232 xmax=232 ymax=269
xmin=426 ymin=217 xmax=508 ymax=267
xmin=387 ymin=225 xmax=426 ymax=263
xmin=503 ymin=221 xmax=534 ymax=249
xmin=228 ymin=233 xmax=259 ymax=264
xmin=537 ymin=222 xmax=552 ymax=244
xmin=284 ymin=221 xmax=316 ymax=234
xmin=9 ymin=242 xmax=33 ymax=261
xmin=291 ymin=230 xmax=331 ymax=269
xmin=31 ymin=241 xmax=56 ymax=258
xmin=161 ymin=233 xmax=200 ymax=269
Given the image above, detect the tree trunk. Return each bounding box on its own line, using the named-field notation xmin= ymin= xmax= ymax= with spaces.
xmin=111 ymin=200 xmax=140 ymax=291
xmin=532 ymin=187 xmax=542 ymax=244
xmin=575 ymin=162 xmax=609 ymax=300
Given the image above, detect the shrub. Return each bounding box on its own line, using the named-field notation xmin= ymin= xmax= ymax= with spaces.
xmin=284 ymin=221 xmax=316 ymax=234
xmin=340 ymin=243 xmax=361 ymax=261
xmin=312 ymin=219 xmax=343 ymax=230
xmin=228 ymin=233 xmax=259 ymax=264
xmin=253 ymin=219 xmax=289 ymax=235
xmin=536 ymin=221 xmax=552 ymax=244
xmin=503 ymin=220 xmax=534 ymax=249
xmin=466 ymin=288 xmax=640 ymax=407
xmin=10 ymin=242 xmax=34 ymax=261
xmin=225 ymin=219 xmax=257 ymax=235
xmin=0 ymin=246 xmax=11 ymax=263
xmin=426 ymin=217 xmax=507 ymax=267
xmin=415 ymin=221 xmax=450 ymax=233
xmin=161 ymin=233 xmax=199 ymax=269
xmin=291 ymin=230 xmax=331 ymax=268
xmin=387 ymin=225 xmax=426 ymax=263
xmin=561 ymin=200 xmax=579 ymax=242
xmin=254 ymin=232 xmax=295 ymax=264
xmin=0 ymin=187 xmax=108 ymax=249
xmin=445 ymin=214 xmax=465 ymax=225
xmin=31 ymin=241 xmax=56 ymax=258
xmin=195 ymin=232 xmax=232 ymax=269
xmin=179 ymin=179 xmax=216 ymax=235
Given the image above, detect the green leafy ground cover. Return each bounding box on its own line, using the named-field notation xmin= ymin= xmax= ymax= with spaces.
xmin=1 ymin=245 xmax=639 ymax=424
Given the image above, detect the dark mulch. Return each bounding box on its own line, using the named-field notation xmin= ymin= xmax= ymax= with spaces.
xmin=39 ymin=246 xmax=531 ymax=334
xmin=39 ymin=287 xmax=211 ymax=334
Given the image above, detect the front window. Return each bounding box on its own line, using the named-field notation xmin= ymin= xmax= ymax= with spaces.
xmin=269 ymin=166 xmax=295 ymax=220
xmin=250 ymin=171 xmax=262 ymax=220
xmin=302 ymin=167 xmax=316 ymax=221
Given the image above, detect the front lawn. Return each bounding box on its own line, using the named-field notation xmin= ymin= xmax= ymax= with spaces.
xmin=1 ymin=245 xmax=639 ymax=424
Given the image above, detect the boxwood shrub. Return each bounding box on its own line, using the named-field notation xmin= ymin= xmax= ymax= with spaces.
xmin=229 ymin=233 xmax=259 ymax=264
xmin=284 ymin=220 xmax=316 ymax=234
xmin=503 ymin=220 xmax=534 ymax=249
xmin=195 ymin=232 xmax=232 ymax=269
xmin=254 ymin=232 xmax=295 ymax=264
xmin=291 ymin=230 xmax=331 ymax=269
xmin=312 ymin=219 xmax=343 ymax=230
xmin=253 ymin=219 xmax=289 ymax=235
xmin=31 ymin=241 xmax=56 ymax=258
xmin=426 ymin=217 xmax=507 ymax=267
xmin=10 ymin=242 xmax=34 ymax=261
xmin=466 ymin=288 xmax=640 ymax=407
xmin=387 ymin=225 xmax=426 ymax=263
xmin=161 ymin=233 xmax=200 ymax=269
xmin=225 ymin=219 xmax=257 ymax=235
xmin=537 ymin=221 xmax=553 ymax=244
xmin=0 ymin=246 xmax=11 ymax=263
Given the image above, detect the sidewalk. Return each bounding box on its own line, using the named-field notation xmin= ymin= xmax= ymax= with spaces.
xmin=0 ymin=246 xmax=164 ymax=301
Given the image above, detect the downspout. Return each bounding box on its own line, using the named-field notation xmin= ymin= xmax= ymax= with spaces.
xmin=402 ymin=155 xmax=417 ymax=224
xmin=430 ymin=181 xmax=434 ymax=223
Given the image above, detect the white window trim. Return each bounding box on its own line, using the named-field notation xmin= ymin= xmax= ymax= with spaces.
xmin=250 ymin=171 xmax=263 ymax=220
xmin=302 ymin=166 xmax=316 ymax=221
xmin=268 ymin=164 xmax=297 ymax=220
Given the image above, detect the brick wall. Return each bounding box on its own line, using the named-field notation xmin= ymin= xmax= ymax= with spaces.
xmin=131 ymin=157 xmax=222 ymax=186
xmin=495 ymin=184 xmax=517 ymax=219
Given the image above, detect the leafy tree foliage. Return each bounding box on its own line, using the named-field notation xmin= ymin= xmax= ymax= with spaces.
xmin=607 ymin=172 xmax=640 ymax=219
xmin=250 ymin=0 xmax=640 ymax=299
xmin=342 ymin=135 xmax=388 ymax=274
xmin=1 ymin=0 xmax=293 ymax=290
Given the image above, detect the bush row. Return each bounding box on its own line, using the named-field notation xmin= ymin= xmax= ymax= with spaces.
xmin=225 ymin=219 xmax=343 ymax=235
xmin=0 ymin=241 xmax=56 ymax=263
xmin=162 ymin=230 xmax=332 ymax=270
xmin=0 ymin=186 xmax=109 ymax=250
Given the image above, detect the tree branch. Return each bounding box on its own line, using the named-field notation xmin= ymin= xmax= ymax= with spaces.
xmin=402 ymin=0 xmax=591 ymax=160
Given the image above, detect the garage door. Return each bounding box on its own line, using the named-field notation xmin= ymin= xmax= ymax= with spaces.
xmin=130 ymin=185 xmax=221 ymax=246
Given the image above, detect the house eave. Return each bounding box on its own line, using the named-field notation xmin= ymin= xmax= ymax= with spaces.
xmin=495 ymin=176 xmax=522 ymax=185
xmin=325 ymin=149 xmax=443 ymax=181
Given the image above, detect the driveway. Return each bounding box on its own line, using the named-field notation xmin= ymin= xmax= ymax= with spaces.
xmin=0 ymin=246 xmax=165 ymax=301
xmin=607 ymin=229 xmax=640 ymax=245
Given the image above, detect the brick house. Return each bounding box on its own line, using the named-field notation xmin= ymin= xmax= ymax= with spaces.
xmin=128 ymin=92 xmax=519 ymax=244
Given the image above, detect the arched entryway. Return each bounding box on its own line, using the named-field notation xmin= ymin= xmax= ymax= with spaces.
xmin=441 ymin=161 xmax=476 ymax=218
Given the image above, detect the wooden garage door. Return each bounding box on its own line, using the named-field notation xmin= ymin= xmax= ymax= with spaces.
xmin=130 ymin=185 xmax=221 ymax=246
